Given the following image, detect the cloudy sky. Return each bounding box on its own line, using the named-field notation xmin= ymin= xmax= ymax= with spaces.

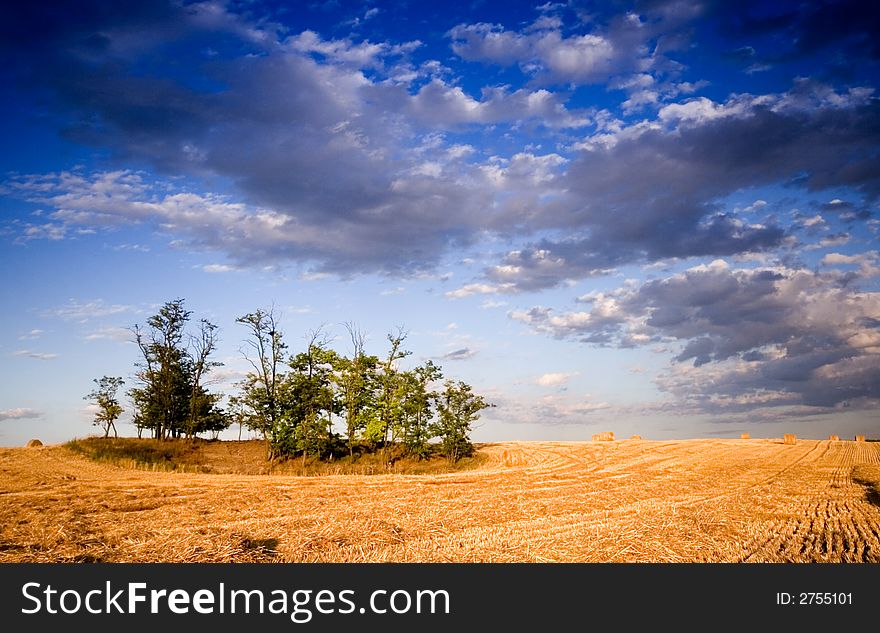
xmin=1 ymin=0 xmax=878 ymax=446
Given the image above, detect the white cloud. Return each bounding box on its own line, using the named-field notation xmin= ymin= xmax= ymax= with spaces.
xmin=445 ymin=283 xmax=512 ymax=299
xmin=84 ymin=326 xmax=132 ymax=342
xmin=11 ymin=350 xmax=59 ymax=360
xmin=407 ymin=79 xmax=590 ymax=129
xmin=488 ymin=391 xmax=610 ymax=425
xmin=448 ymin=13 xmax=661 ymax=87
xmin=0 ymin=408 xmax=43 ymax=421
xmin=202 ymin=263 xmax=238 ymax=273
xmin=380 ymin=287 xmax=405 ymax=296
xmin=535 ymin=372 xmax=578 ymax=387
xmin=658 ymin=96 xmax=753 ymax=126
xmin=512 ymin=262 xmax=880 ymax=412
xmin=42 ymin=298 xmax=131 ymax=322
xmin=287 ymin=30 xmax=419 ymax=68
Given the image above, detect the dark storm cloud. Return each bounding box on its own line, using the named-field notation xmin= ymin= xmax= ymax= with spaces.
xmin=483 ymin=94 xmax=880 ymax=291
xmin=1 ymin=1 xmax=593 ymax=275
xmin=712 ymin=0 xmax=880 ymax=62
xmin=3 ymin=2 xmax=879 ymax=284
xmin=511 ymin=261 xmax=880 ymax=411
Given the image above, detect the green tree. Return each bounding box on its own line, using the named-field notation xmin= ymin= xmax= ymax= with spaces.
xmin=186 ymin=318 xmax=221 ymax=438
xmin=189 ymin=389 xmax=230 ymax=439
xmin=333 ymin=323 xmax=378 ymax=456
xmin=284 ymin=328 xmax=339 ymax=461
xmin=433 ymin=379 xmax=492 ymax=462
xmin=400 ymin=361 xmax=443 ymax=458
xmin=235 ymin=307 xmax=287 ymax=456
xmin=84 ymin=376 xmax=125 ymax=438
xmin=130 ymin=299 xmax=222 ymax=439
xmin=365 ymin=328 xmax=410 ymax=447
xmin=131 ymin=299 xmax=191 ymax=440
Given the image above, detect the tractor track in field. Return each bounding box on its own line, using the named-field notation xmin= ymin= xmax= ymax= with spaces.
xmin=739 ymin=441 xmax=880 ymax=562
xmin=2 ymin=439 xmax=880 ymax=562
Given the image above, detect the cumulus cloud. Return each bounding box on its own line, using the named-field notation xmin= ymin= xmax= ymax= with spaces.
xmin=476 ymin=86 xmax=879 ymax=292
xmin=0 ymin=408 xmax=43 ymax=421
xmin=407 ymin=80 xmax=590 ymax=129
xmin=535 ymin=372 xmax=578 ymax=387
xmin=511 ymin=260 xmax=880 ymax=412
xmin=2 ymin=2 xmax=878 ymax=289
xmin=487 ymin=392 xmax=610 ymax=425
xmin=448 ymin=2 xmax=698 ymax=86
xmin=0 ymin=3 xmax=594 ymax=277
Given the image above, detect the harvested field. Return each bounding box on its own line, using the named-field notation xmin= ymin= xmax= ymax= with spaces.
xmin=1 ymin=438 xmax=880 ymax=563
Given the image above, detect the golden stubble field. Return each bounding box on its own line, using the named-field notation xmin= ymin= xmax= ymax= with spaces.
xmin=1 ymin=438 xmax=879 ymax=563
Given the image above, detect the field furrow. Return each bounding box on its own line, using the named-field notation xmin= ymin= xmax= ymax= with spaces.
xmin=2 ymin=439 xmax=879 ymax=563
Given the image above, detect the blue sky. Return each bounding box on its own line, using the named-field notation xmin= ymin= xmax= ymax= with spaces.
xmin=1 ymin=0 xmax=878 ymax=446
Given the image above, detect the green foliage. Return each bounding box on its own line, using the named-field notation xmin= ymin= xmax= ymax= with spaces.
xmin=100 ymin=298 xmax=490 ymax=461
xmin=368 ymin=329 xmax=411 ymax=446
xmin=84 ymin=376 xmax=125 ymax=438
xmin=232 ymin=313 xmax=493 ymax=462
xmin=400 ymin=361 xmax=443 ymax=459
xmin=433 ymin=379 xmax=493 ymax=462
xmin=130 ymin=299 xmax=226 ymax=440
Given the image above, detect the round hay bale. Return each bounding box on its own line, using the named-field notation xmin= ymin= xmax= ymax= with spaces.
xmin=25 ymin=439 xmax=43 ymax=447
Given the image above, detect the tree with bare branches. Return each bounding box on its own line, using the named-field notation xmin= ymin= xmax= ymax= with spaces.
xmin=333 ymin=323 xmax=378 ymax=456
xmin=236 ymin=307 xmax=287 ymax=457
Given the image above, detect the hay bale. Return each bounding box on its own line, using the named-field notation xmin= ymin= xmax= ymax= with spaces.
xmin=25 ymin=439 xmax=43 ymax=447
xmin=855 ymin=435 xmax=866 ymax=442
xmin=783 ymin=433 xmax=797 ymax=445
xmin=740 ymin=432 xmax=750 ymax=439
xmin=829 ymin=435 xmax=839 ymax=441
xmin=629 ymin=435 xmax=642 ymax=440
xmin=592 ymin=431 xmax=615 ymax=442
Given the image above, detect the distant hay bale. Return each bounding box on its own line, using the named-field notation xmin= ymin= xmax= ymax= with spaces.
xmin=783 ymin=434 xmax=797 ymax=445
xmin=855 ymin=435 xmax=866 ymax=442
xmin=629 ymin=435 xmax=642 ymax=440
xmin=592 ymin=431 xmax=615 ymax=442
xmin=829 ymin=435 xmax=839 ymax=441
xmin=740 ymin=432 xmax=750 ymax=439
xmin=25 ymin=439 xmax=43 ymax=447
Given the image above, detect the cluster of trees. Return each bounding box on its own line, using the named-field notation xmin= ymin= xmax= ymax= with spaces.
xmin=231 ymin=310 xmax=492 ymax=462
xmin=85 ymin=300 xmax=492 ymax=462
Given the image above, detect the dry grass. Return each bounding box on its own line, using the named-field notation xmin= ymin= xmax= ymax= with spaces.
xmin=1 ymin=438 xmax=879 ymax=563
xmin=783 ymin=434 xmax=797 ymax=445
xmin=64 ymin=437 xmax=484 ymax=476
xmin=592 ymin=432 xmax=614 ymax=442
